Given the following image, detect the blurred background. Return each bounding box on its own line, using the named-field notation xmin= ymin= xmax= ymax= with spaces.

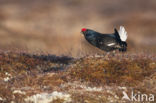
xmin=0 ymin=0 xmax=155 ymax=57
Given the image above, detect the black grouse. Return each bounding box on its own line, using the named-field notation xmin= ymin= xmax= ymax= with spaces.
xmin=81 ymin=26 xmax=128 ymax=52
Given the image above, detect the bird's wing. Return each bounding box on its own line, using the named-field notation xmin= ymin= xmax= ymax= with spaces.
xmin=97 ymin=34 xmax=117 ymax=47
xmin=98 ymin=41 xmax=116 ymax=47
xmin=107 ymin=42 xmax=116 ymax=47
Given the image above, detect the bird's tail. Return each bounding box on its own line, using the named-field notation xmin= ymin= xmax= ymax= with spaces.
xmin=118 ymin=26 xmax=128 ymax=42
xmin=119 ymin=42 xmax=127 ymax=52
xmin=114 ymin=26 xmax=128 ymax=52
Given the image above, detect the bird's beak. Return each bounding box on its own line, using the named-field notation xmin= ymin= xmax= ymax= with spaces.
xmin=80 ymin=31 xmax=84 ymax=37
xmin=81 ymin=31 xmax=85 ymax=34
xmin=81 ymin=31 xmax=83 ymax=34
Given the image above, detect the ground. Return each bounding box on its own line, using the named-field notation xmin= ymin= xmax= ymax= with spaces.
xmin=0 ymin=51 xmax=155 ymax=103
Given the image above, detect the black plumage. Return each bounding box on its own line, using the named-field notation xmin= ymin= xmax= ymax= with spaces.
xmin=81 ymin=27 xmax=127 ymax=52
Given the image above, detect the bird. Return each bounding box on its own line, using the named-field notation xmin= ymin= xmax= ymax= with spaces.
xmin=81 ymin=26 xmax=128 ymax=52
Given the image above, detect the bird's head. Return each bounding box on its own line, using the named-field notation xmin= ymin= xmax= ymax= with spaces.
xmin=81 ymin=28 xmax=99 ymax=37
xmin=81 ymin=28 xmax=87 ymax=35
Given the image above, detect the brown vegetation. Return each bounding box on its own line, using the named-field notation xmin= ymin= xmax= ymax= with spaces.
xmin=0 ymin=52 xmax=155 ymax=102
